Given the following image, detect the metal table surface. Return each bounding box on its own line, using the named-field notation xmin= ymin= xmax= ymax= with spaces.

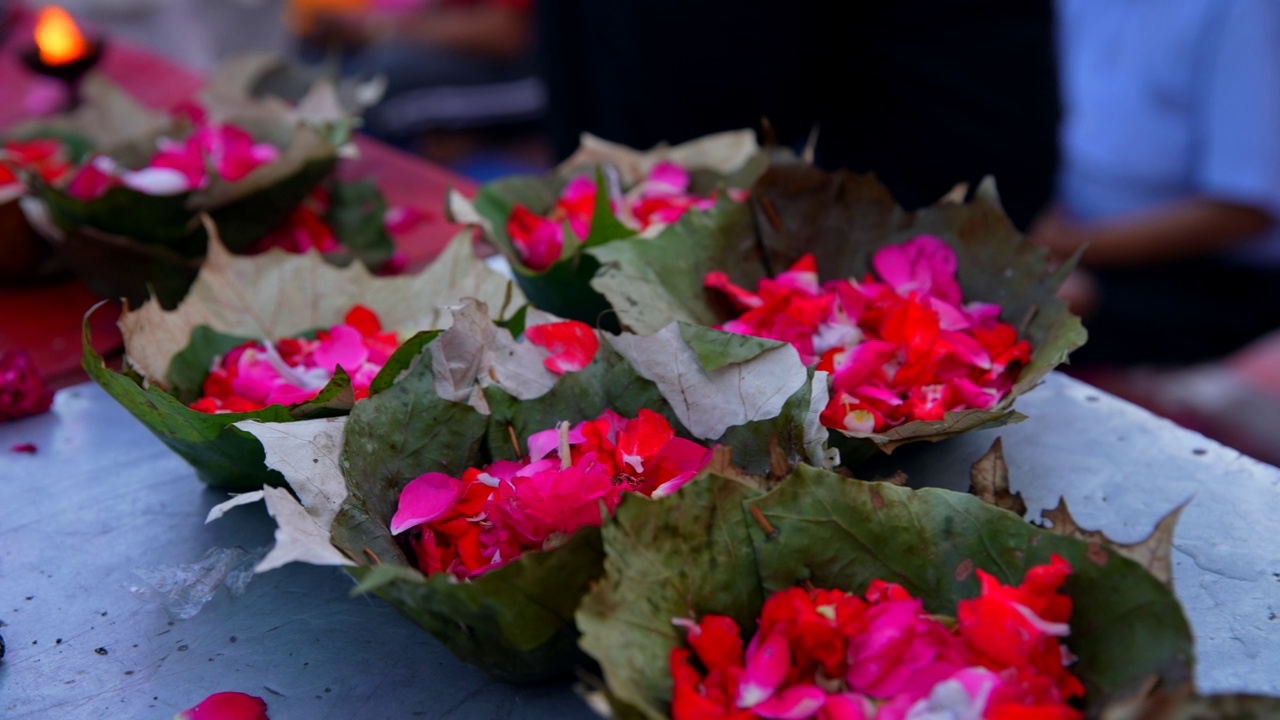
xmin=2 ymin=373 xmax=1278 ymax=718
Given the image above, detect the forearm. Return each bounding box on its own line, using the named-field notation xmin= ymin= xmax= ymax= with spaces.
xmin=1038 ymin=198 xmax=1274 ymax=267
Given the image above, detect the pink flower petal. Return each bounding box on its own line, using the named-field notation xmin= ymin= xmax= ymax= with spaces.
xmin=753 ymin=685 xmax=828 ymax=720
xmin=642 ymin=161 xmax=690 ymax=196
xmin=313 ymin=325 xmax=371 ymax=374
xmin=819 ymin=694 xmax=870 ymax=720
xmin=174 ymin=691 xmax=268 ymax=720
xmin=736 ymin=625 xmax=791 ymax=708
xmin=830 ymin=340 xmax=898 ymax=391
xmin=525 ymin=321 xmax=600 ymax=374
xmin=872 ymin=236 xmax=962 ymax=305
xmin=390 ymin=472 xmax=463 ymax=534
xmin=10 ymin=443 xmax=37 ymax=454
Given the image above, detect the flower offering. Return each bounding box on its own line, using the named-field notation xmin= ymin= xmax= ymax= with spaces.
xmin=506 ymin=161 xmax=745 ymax=271
xmin=189 ymin=305 xmax=399 ymax=413
xmin=707 ymin=236 xmax=1032 ymax=433
xmin=391 ymin=409 xmax=712 ymax=578
xmin=671 ymin=556 xmax=1081 ymax=720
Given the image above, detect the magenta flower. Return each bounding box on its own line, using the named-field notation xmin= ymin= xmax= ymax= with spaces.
xmin=0 ymin=350 xmax=54 ymax=423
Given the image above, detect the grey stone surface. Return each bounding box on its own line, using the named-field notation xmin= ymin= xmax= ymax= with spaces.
xmin=1 ymin=372 xmax=1277 ymax=717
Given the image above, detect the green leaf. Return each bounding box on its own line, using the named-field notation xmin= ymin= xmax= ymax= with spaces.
xmin=166 ymin=325 xmax=255 ymax=405
xmin=677 ymin=322 xmax=781 ymax=372
xmin=582 ymin=166 xmax=634 ymax=248
xmin=588 ymin=199 xmax=761 ymax=335
xmin=341 ymin=527 xmax=603 ymax=683
xmin=82 ymin=307 xmax=290 ymax=491
xmin=367 ymin=330 xmax=439 ymax=397
xmin=576 ymin=477 xmax=765 ymax=719
xmin=289 ymin=366 xmax=356 ymax=420
xmin=337 ymin=338 xmax=488 ymax=533
xmin=577 ymin=468 xmax=1197 ymax=718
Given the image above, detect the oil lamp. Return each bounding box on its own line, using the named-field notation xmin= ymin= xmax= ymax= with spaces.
xmin=20 ymin=6 xmax=104 ymax=111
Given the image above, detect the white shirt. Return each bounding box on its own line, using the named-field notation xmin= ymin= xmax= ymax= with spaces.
xmin=1056 ymin=0 xmax=1280 ymax=264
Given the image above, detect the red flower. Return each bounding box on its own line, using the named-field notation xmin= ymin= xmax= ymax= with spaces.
xmin=393 ymin=410 xmax=711 ymax=578
xmin=503 ymin=161 xmax=745 ymax=270
xmin=670 ymin=558 xmax=1082 ymax=720
xmin=174 ymin=691 xmax=268 ymax=720
xmin=525 ymin=320 xmax=600 ymax=373
xmin=0 ymin=137 xmax=72 ymax=188
xmin=0 ymin=350 xmax=54 ymax=423
xmin=706 ymin=238 xmax=1034 ymax=434
xmin=189 ymin=305 xmax=398 ymax=412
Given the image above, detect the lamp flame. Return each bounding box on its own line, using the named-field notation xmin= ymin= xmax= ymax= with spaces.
xmin=34 ymin=6 xmax=89 ymax=66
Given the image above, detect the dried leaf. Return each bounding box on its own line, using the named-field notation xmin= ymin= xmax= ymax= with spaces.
xmin=1040 ymin=497 xmax=1186 ymax=589
xmin=257 ymin=485 xmax=354 ymax=571
xmin=968 ymin=437 xmax=1027 ymax=516
xmin=207 ymin=417 xmax=354 ymax=571
xmin=558 ymin=130 xmax=760 ymax=186
xmin=579 ymin=467 xmax=1195 ymax=718
xmin=606 ymin=324 xmax=807 ymax=440
xmin=427 ymin=299 xmax=558 ymax=413
xmin=119 ymin=231 xmax=514 ymax=385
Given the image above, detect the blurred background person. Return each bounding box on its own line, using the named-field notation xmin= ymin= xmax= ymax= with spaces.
xmin=533 ymin=0 xmax=1061 ymax=230
xmin=289 ymin=0 xmax=542 ymax=152
xmin=1034 ymin=0 xmax=1280 ymax=366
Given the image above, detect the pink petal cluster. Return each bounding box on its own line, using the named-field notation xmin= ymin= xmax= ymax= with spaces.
xmin=0 ymin=349 xmax=54 ymax=423
xmin=671 ymin=556 xmax=1083 ymax=720
xmin=65 ymin=111 xmax=280 ymax=201
xmin=174 ymin=691 xmax=268 ymax=720
xmin=504 ymin=161 xmax=746 ymax=271
xmin=390 ymin=409 xmax=713 ymax=579
xmin=189 ymin=306 xmax=399 ymax=413
xmin=705 ymin=237 xmax=1032 ymax=434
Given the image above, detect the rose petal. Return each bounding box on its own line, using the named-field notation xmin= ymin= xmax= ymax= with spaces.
xmin=753 ymin=684 xmax=828 ymax=720
xmin=174 ymin=691 xmax=268 ymax=720
xmin=737 ymin=625 xmax=791 ymax=708
xmin=525 ymin=320 xmax=599 ymax=374
xmin=390 ymin=472 xmax=464 ymax=534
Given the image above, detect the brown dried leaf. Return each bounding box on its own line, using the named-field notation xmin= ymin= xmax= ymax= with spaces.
xmin=1040 ymin=497 xmax=1186 ymax=588
xmin=557 ymin=129 xmax=759 ymax=186
xmin=968 ymin=437 xmax=1026 ymax=516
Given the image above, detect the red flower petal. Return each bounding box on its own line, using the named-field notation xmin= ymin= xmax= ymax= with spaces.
xmin=174 ymin=691 xmax=268 ymax=720
xmin=344 ymin=305 xmax=383 ymax=337
xmin=525 ymin=321 xmax=599 ymax=374
xmin=10 ymin=443 xmax=37 ymax=454
xmin=0 ymin=349 xmax=55 ymax=423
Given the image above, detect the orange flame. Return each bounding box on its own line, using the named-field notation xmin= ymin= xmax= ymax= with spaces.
xmin=34 ymin=6 xmax=90 ymax=66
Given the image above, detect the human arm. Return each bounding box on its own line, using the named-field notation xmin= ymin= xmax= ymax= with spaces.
xmin=1031 ymin=199 xmax=1274 ymax=267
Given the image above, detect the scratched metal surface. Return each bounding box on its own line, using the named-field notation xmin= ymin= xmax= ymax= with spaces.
xmin=2 ymin=374 xmax=1278 ymax=718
